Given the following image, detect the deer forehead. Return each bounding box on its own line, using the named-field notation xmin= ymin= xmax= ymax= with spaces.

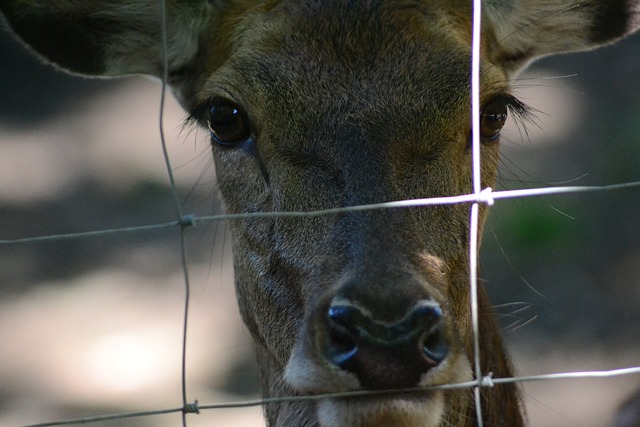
xmin=200 ymin=2 xmax=508 ymax=152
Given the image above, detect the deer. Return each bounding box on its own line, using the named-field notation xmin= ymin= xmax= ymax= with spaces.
xmin=1 ymin=1 xmax=639 ymax=426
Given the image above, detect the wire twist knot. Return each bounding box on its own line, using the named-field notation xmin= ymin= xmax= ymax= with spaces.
xmin=184 ymin=400 xmax=200 ymax=414
xmin=477 ymin=187 xmax=495 ymax=206
xmin=479 ymin=372 xmax=495 ymax=388
xmin=180 ymin=214 xmax=196 ymax=228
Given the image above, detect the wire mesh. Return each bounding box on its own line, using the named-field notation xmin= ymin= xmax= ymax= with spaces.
xmin=1 ymin=0 xmax=639 ymax=426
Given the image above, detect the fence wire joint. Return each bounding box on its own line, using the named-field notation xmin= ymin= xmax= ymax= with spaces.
xmin=184 ymin=400 xmax=200 ymax=414
xmin=180 ymin=214 xmax=197 ymax=229
xmin=477 ymin=187 xmax=495 ymax=206
xmin=480 ymin=372 xmax=495 ymax=388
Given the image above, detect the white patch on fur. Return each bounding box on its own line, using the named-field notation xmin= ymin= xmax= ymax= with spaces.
xmin=419 ymin=347 xmax=473 ymax=389
xmin=284 ymin=339 xmax=361 ymax=392
xmin=318 ymin=395 xmax=444 ymax=427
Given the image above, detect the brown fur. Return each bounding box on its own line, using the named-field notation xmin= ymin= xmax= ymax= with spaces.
xmin=1 ymin=1 xmax=638 ymax=426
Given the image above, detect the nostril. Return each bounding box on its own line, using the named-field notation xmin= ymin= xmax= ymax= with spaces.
xmin=421 ymin=326 xmax=448 ymax=364
xmin=327 ymin=323 xmax=358 ymax=367
xmin=328 ymin=305 xmax=351 ymax=325
xmin=414 ymin=303 xmax=443 ymax=325
xmin=327 ymin=306 xmax=358 ymax=367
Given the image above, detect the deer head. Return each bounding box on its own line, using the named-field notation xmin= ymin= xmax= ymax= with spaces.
xmin=2 ymin=1 xmax=638 ymax=426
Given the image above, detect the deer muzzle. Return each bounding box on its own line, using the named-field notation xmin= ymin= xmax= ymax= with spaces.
xmin=326 ymin=298 xmax=448 ymax=390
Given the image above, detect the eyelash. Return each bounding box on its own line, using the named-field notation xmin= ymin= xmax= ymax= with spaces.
xmin=183 ymin=94 xmax=536 ymax=139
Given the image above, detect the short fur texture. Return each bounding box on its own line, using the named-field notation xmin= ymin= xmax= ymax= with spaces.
xmin=1 ymin=1 xmax=638 ymax=426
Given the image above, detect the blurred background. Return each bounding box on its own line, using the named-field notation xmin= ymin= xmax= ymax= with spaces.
xmin=1 ymin=18 xmax=639 ymax=427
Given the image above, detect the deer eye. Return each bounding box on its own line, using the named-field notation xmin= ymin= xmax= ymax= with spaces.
xmin=479 ymin=97 xmax=508 ymax=140
xmin=207 ymin=98 xmax=251 ymax=145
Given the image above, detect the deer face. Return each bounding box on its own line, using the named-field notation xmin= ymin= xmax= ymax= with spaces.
xmin=192 ymin=4 xmax=508 ymax=424
xmin=1 ymin=0 xmax=638 ymax=426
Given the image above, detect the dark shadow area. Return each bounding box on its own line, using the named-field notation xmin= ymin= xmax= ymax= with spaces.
xmin=483 ymin=34 xmax=640 ymax=347
xmin=0 ymin=22 xmax=120 ymax=127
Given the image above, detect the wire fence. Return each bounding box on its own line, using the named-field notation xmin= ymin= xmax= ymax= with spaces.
xmin=1 ymin=0 xmax=640 ymax=426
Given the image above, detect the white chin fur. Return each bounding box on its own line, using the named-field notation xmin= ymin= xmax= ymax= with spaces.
xmin=317 ymin=393 xmax=444 ymax=427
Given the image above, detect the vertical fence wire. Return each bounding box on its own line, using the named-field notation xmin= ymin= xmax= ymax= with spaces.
xmin=156 ymin=1 xmax=195 ymax=425
xmin=469 ymin=0 xmax=485 ymax=424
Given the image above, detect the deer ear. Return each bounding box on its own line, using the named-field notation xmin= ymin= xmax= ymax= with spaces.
xmin=0 ymin=1 xmax=215 ymax=78
xmin=485 ymin=1 xmax=640 ymax=75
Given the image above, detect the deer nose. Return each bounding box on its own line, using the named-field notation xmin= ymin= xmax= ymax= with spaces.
xmin=325 ymin=299 xmax=448 ymax=390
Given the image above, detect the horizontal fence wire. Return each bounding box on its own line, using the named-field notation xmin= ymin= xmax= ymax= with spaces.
xmin=3 ymin=0 xmax=640 ymax=426
xmin=17 ymin=367 xmax=640 ymax=427
xmin=2 ymin=182 xmax=640 ymax=246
